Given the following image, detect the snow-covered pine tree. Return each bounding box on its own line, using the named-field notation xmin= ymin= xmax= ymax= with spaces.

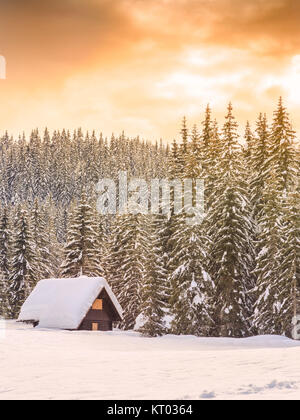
xmin=252 ymin=176 xmax=284 ymax=335
xmin=0 ymin=271 xmax=9 ymax=319
xmin=0 ymin=206 xmax=11 ymax=317
xmin=167 ymin=117 xmax=190 ymax=180
xmin=30 ymin=199 xmax=56 ymax=279
xmin=268 ymin=97 xmax=298 ymax=193
xmin=9 ymin=207 xmax=39 ymax=318
xmin=202 ymin=104 xmax=214 ymax=150
xmin=249 ymin=113 xmax=270 ymax=221
xmin=27 ymin=129 xmax=43 ymax=200
xmin=106 ymin=213 xmax=147 ymax=330
xmin=0 ymin=206 xmax=10 ymax=280
xmin=276 ymin=188 xmax=300 ymax=336
xmin=252 ymin=99 xmax=299 ymax=336
xmin=84 ymin=130 xmax=101 ymax=186
xmin=185 ymin=125 xmax=201 ymax=181
xmin=200 ymin=106 xmax=222 ymax=210
xmin=211 ymin=119 xmax=223 ymax=164
xmin=95 ymin=213 xmax=109 ymax=277
xmin=137 ymin=213 xmax=169 ymax=337
xmin=61 ymin=193 xmax=103 ymax=278
xmin=166 ymin=110 xmax=214 ymax=336
xmin=243 ymin=121 xmax=255 ymax=160
xmin=180 ymin=116 xmax=189 ymax=157
xmin=4 ymin=150 xmax=17 ymax=205
xmin=168 ymin=211 xmax=214 ymax=336
xmin=56 ymin=206 xmax=69 ymax=244
xmin=43 ymin=199 xmax=63 ymax=278
xmin=168 ymin=140 xmax=183 ymax=180
xmin=207 ymin=103 xmax=255 ymax=337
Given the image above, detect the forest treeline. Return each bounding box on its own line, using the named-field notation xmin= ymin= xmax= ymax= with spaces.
xmin=0 ymin=98 xmax=299 ymax=338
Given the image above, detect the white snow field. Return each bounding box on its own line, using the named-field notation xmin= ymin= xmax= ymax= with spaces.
xmin=1 ymin=321 xmax=300 ymax=400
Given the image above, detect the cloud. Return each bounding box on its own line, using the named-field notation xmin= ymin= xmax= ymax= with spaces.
xmin=2 ymin=0 xmax=299 ymax=76
xmin=0 ymin=0 xmax=299 ymax=139
xmin=0 ymin=0 xmax=141 ymax=85
xmin=123 ymin=0 xmax=300 ymax=56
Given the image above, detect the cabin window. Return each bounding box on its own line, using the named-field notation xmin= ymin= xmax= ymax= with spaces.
xmin=92 ymin=323 xmax=98 ymax=331
xmin=92 ymin=299 xmax=103 ymax=310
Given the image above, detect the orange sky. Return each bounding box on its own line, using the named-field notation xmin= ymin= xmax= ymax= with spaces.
xmin=0 ymin=0 xmax=299 ymax=142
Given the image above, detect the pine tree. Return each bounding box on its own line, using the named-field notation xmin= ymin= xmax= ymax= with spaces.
xmin=137 ymin=214 xmax=169 ymax=337
xmin=200 ymin=107 xmax=221 ymax=210
xmin=202 ymin=104 xmax=214 ymax=149
xmin=185 ymin=125 xmax=201 ymax=180
xmin=276 ymin=189 xmax=300 ymax=336
xmin=207 ymin=103 xmax=255 ymax=337
xmin=61 ymin=194 xmax=103 ymax=278
xmin=0 ymin=271 xmax=9 ymax=318
xmin=168 ymin=139 xmax=184 ymax=179
xmin=250 ymin=113 xmax=270 ymax=220
xmin=253 ymin=177 xmax=284 ymax=335
xmin=106 ymin=213 xmax=146 ymax=330
xmin=244 ymin=121 xmax=255 ymax=160
xmin=95 ymin=213 xmax=109 ymax=277
xmin=169 ymin=212 xmax=214 ymax=336
xmin=252 ymin=98 xmax=299 ymax=337
xmin=268 ymin=97 xmax=298 ymax=193
xmin=0 ymin=207 xmax=11 ymax=317
xmin=180 ymin=116 xmax=189 ymax=156
xmin=30 ymin=200 xmax=56 ymax=279
xmin=9 ymin=208 xmax=39 ymax=318
xmin=42 ymin=196 xmax=63 ymax=277
xmin=4 ymin=150 xmax=17 ymax=204
xmin=169 ymin=117 xmax=190 ymax=180
xmin=0 ymin=207 xmax=10 ymax=279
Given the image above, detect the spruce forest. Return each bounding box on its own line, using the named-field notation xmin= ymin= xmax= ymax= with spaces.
xmin=0 ymin=98 xmax=299 ymax=338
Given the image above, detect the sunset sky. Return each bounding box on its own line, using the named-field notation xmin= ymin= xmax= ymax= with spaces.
xmin=0 ymin=0 xmax=299 ymax=141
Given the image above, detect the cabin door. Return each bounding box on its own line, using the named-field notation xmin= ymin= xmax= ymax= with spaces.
xmin=92 ymin=323 xmax=98 ymax=331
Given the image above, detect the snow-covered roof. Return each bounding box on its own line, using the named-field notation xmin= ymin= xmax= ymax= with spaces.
xmin=18 ymin=276 xmax=123 ymax=330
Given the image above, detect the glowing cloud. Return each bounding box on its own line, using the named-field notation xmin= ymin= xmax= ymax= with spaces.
xmin=0 ymin=0 xmax=299 ymax=139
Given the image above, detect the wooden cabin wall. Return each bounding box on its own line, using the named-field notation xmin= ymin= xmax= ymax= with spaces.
xmin=78 ymin=289 xmax=118 ymax=331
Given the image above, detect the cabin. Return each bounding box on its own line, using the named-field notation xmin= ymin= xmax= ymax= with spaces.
xmin=18 ymin=276 xmax=123 ymax=331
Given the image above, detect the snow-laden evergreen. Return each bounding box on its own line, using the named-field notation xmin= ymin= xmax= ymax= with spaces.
xmin=31 ymin=200 xmax=55 ymax=279
xmin=207 ymin=104 xmax=256 ymax=337
xmin=106 ymin=213 xmax=146 ymax=330
xmin=268 ymin=97 xmax=298 ymax=193
xmin=9 ymin=208 xmax=39 ymax=318
xmin=168 ymin=211 xmax=214 ymax=336
xmin=254 ymin=186 xmax=300 ymax=337
xmin=61 ymin=193 xmax=103 ymax=278
xmin=0 ymin=207 xmax=11 ymax=317
xmin=277 ymin=189 xmax=300 ymax=336
xmin=253 ymin=177 xmax=284 ymax=334
xmin=136 ymin=214 xmax=169 ymax=337
xmin=249 ymin=113 xmax=270 ymax=221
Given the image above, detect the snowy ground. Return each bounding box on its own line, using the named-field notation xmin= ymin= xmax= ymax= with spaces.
xmin=1 ymin=321 xmax=300 ymax=400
